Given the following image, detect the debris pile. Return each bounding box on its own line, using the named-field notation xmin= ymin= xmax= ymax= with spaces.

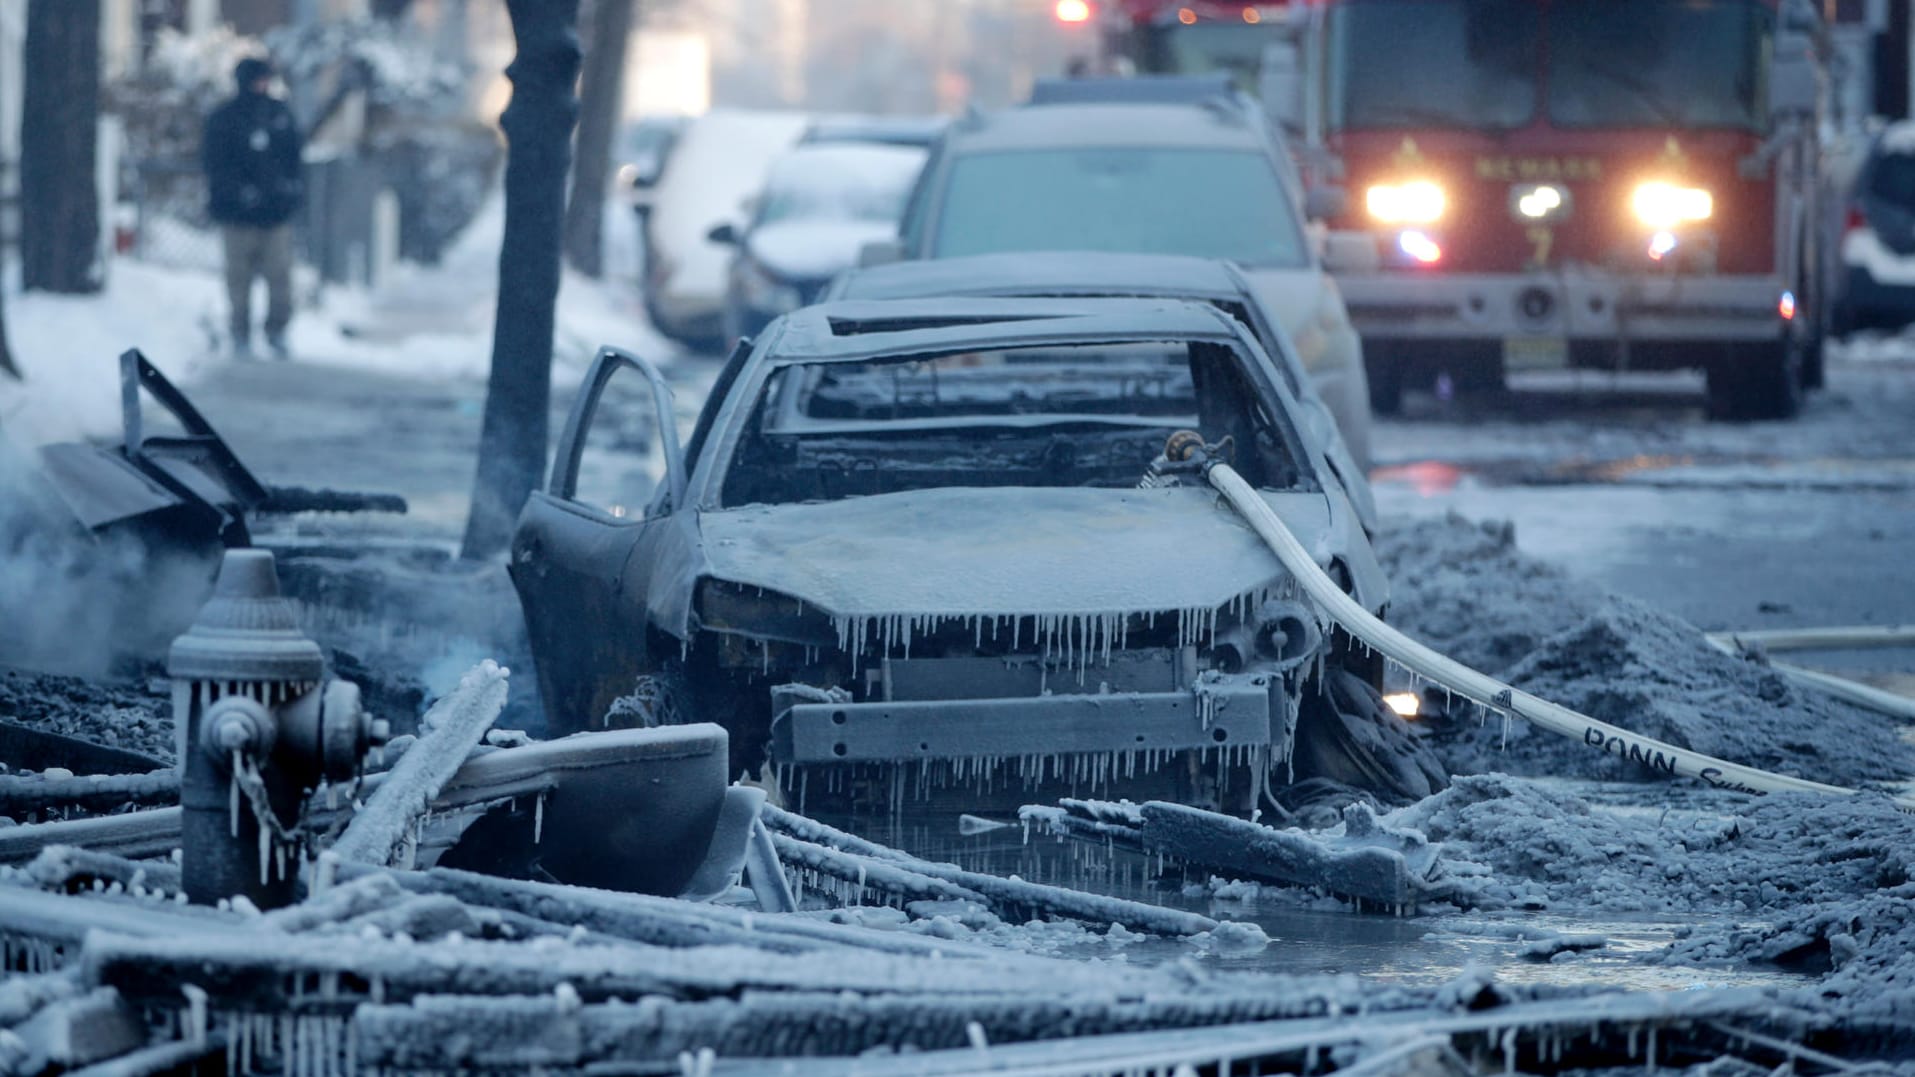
xmin=1378 ymin=514 xmax=1915 ymax=788
xmin=0 ymin=845 xmax=1871 ymax=1074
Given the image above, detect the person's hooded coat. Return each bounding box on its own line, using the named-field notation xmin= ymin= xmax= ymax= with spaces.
xmin=203 ymin=59 xmax=304 ymax=228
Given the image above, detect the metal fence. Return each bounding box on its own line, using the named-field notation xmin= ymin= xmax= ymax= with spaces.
xmin=121 ymin=153 xmax=397 ymax=287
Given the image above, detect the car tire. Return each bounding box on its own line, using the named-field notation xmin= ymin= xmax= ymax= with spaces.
xmin=1705 ymin=335 xmax=1803 ymax=422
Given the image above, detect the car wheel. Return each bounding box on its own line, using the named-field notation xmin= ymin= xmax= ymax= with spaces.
xmin=1705 ymin=335 xmax=1803 ymax=422
xmin=1290 ymin=668 xmax=1447 ymax=804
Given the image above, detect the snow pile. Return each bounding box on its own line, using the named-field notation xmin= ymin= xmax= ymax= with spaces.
xmin=1377 ymin=514 xmax=1914 ymax=789
xmin=289 ymin=194 xmax=676 ymax=384
xmin=1385 ymin=774 xmax=1915 ymax=918
xmin=0 ymin=263 xmax=225 ymax=445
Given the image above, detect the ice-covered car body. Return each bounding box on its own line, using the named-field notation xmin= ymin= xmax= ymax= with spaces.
xmin=821 ymin=251 xmax=1378 ymax=502
xmin=511 ymin=298 xmax=1386 ymax=796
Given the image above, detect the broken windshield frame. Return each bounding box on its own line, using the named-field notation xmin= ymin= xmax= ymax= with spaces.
xmin=697 ymin=334 xmax=1320 ymax=511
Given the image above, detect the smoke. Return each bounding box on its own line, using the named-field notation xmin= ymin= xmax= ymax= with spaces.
xmin=0 ymin=443 xmax=221 ymax=678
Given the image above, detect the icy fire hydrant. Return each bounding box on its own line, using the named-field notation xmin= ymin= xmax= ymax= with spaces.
xmin=170 ymin=549 xmax=387 ymax=907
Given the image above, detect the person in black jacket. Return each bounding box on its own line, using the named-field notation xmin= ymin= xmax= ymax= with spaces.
xmin=204 ymin=57 xmax=303 ymax=359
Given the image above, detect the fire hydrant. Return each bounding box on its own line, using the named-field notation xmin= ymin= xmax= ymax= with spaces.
xmin=170 ymin=549 xmax=387 ymax=907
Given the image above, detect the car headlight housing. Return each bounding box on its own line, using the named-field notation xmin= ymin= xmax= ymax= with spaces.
xmin=1365 ymin=180 xmax=1446 ymax=225
xmin=1631 ymin=182 xmax=1712 ymax=229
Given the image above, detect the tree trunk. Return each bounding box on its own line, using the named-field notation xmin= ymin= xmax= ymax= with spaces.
xmin=563 ymin=0 xmax=636 ymax=279
xmin=20 ymin=0 xmax=104 ymax=295
xmin=0 ymin=273 xmax=18 ymax=380
xmin=460 ymin=0 xmax=583 ymax=561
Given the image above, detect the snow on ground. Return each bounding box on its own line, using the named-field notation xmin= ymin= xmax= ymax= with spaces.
xmin=0 ymin=192 xmax=672 ymax=450
xmin=0 ymin=261 xmax=227 ymax=445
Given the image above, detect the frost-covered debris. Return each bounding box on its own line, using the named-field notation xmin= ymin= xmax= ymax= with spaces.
xmin=324 ymin=660 xmax=508 ymax=869
xmin=1378 ymin=515 xmax=1914 ymax=788
xmin=761 ymin=803 xmax=1222 ymax=936
xmin=1024 ymin=798 xmax=1449 ymax=914
xmin=0 ymin=770 xmax=178 ymax=822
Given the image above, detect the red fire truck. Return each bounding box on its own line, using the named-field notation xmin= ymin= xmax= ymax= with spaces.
xmin=1078 ymin=0 xmax=1831 ymax=420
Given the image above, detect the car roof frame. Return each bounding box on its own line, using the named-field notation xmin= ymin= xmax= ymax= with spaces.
xmin=685 ymin=298 xmax=1331 ymax=514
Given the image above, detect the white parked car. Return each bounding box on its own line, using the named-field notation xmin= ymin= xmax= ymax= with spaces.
xmin=709 ymin=142 xmax=927 ymax=344
xmin=642 ymin=109 xmax=810 ymax=349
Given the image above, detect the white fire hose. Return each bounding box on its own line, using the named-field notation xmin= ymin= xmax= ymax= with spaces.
xmin=1175 ymin=441 xmax=1915 ymax=813
xmin=1704 ymin=627 xmax=1915 ymax=723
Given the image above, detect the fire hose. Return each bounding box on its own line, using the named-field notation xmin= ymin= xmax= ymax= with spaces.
xmin=1160 ymin=434 xmax=1915 ymax=813
xmin=1703 ymin=627 xmax=1915 ymax=723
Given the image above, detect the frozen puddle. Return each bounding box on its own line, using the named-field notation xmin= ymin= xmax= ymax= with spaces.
xmin=816 ymin=786 xmax=1811 ymax=994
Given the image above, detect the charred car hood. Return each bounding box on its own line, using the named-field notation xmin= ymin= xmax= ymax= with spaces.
xmin=693 ymin=485 xmax=1343 ymax=621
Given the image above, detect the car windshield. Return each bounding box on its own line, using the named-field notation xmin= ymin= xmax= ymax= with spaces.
xmin=718 ymin=340 xmax=1308 ymax=506
xmin=1329 ymin=0 xmax=1769 ymax=133
xmin=755 ymin=146 xmax=927 ymax=226
xmin=931 ymin=149 xmax=1308 ymax=267
xmin=1870 ymin=151 xmax=1915 ymax=207
xmin=1329 ymin=0 xmax=1540 ymax=131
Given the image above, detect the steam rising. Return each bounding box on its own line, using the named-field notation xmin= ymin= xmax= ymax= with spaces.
xmin=0 ymin=444 xmax=220 ymax=678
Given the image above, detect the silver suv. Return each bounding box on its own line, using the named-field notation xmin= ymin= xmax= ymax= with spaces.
xmin=879 ymin=88 xmax=1372 ymax=468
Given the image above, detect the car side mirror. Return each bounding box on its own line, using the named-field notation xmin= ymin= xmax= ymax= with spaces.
xmin=1304 ymin=186 xmax=1348 ymax=222
xmin=549 ymin=346 xmax=686 ymax=516
xmin=858 ymin=239 xmax=905 ymax=267
xmin=1320 ymin=231 xmax=1379 ymax=274
xmin=707 ymin=222 xmax=740 ymax=246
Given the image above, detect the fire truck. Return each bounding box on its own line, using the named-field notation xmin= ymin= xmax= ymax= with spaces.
xmin=1074 ymin=0 xmax=1831 ymax=420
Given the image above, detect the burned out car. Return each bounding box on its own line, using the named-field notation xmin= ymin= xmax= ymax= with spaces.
xmin=512 ymin=299 xmax=1431 ymax=807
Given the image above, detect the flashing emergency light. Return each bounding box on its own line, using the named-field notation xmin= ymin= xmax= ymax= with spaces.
xmin=1779 ymin=290 xmax=1797 ymax=320
xmin=1632 ymin=182 xmax=1712 ymax=229
xmin=1398 ymin=230 xmax=1443 ymax=265
xmin=1367 ymin=180 xmax=1446 ymax=225
xmin=1055 ymin=0 xmax=1093 ymax=23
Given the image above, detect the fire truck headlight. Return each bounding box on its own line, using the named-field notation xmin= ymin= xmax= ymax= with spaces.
xmin=1366 ymin=181 xmax=1446 ymax=225
xmin=1631 ymin=183 xmax=1712 ymax=229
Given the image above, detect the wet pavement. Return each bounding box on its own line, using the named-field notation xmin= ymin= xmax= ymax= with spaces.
xmin=810 ymin=778 xmax=1807 ymax=994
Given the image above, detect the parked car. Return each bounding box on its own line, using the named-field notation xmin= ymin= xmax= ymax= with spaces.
xmin=512 ymin=299 xmax=1440 ymax=808
xmin=876 ymin=89 xmax=1371 ymax=456
xmin=616 ymin=115 xmax=690 ymax=215
xmin=1834 ymin=121 xmax=1915 ymax=335
xmin=710 ymin=142 xmax=927 ymax=344
xmin=800 ymin=114 xmax=949 ymax=150
xmin=643 ymin=110 xmax=811 ymax=349
xmin=822 ymin=251 xmax=1378 ymax=485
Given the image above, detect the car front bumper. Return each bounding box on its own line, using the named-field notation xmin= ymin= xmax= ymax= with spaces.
xmin=1337 ymin=269 xmax=1787 ymax=343
xmin=768 ymin=671 xmax=1283 ymax=766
